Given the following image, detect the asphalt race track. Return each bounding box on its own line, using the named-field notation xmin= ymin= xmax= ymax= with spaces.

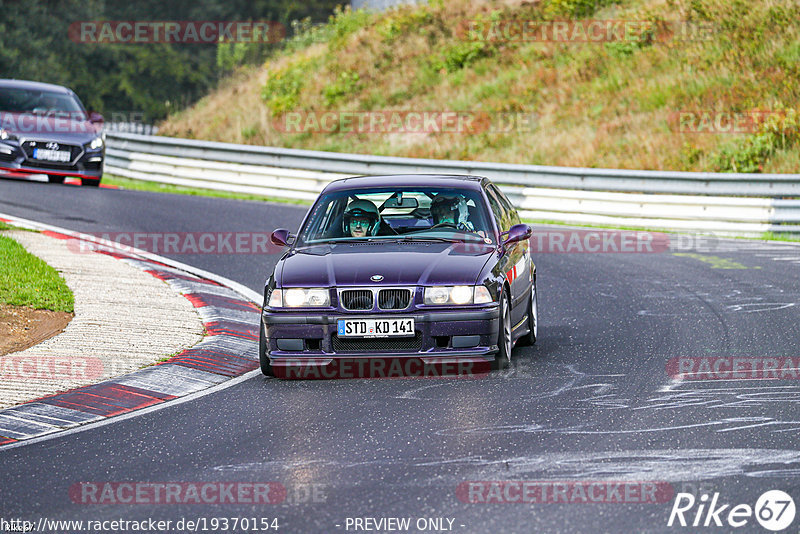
xmin=2 ymin=178 xmax=800 ymax=533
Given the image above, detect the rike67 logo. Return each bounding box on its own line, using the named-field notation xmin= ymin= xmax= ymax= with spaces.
xmin=668 ymin=490 xmax=795 ymax=531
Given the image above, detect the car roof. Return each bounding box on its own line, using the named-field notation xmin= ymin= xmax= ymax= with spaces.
xmin=322 ymin=174 xmax=486 ymax=193
xmin=0 ymin=79 xmax=73 ymax=94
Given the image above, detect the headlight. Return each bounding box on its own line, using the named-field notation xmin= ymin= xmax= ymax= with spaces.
xmin=89 ymin=136 xmax=104 ymax=150
xmin=269 ymin=288 xmax=330 ymax=308
xmin=424 ymin=285 xmax=494 ymax=305
xmin=0 ymin=129 xmax=17 ymax=141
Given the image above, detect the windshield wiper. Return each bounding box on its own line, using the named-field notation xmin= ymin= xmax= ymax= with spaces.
xmin=302 ymin=237 xmax=386 ymax=245
xmin=393 ymin=236 xmax=461 ymax=243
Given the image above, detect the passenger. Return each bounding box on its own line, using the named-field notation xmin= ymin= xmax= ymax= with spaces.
xmin=430 ymin=194 xmax=475 ymax=232
xmin=343 ymin=199 xmax=380 ymax=237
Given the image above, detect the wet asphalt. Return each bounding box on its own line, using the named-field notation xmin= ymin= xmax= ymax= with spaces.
xmin=1 ymin=178 xmax=800 ymax=533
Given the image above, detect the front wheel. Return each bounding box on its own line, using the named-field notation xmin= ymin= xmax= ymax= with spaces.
xmin=48 ymin=175 xmax=65 ymax=184
xmin=491 ymin=290 xmax=511 ymax=371
xmin=259 ymin=322 xmax=274 ymax=377
xmin=82 ymin=178 xmax=100 ymax=187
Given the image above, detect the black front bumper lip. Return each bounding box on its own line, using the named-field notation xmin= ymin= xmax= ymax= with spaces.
xmin=270 ymin=352 xmax=494 ymax=363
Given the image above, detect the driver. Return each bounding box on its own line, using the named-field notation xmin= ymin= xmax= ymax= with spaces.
xmin=40 ymin=95 xmax=59 ymax=110
xmin=343 ymin=199 xmax=380 ymax=237
xmin=430 ymin=194 xmax=475 ymax=232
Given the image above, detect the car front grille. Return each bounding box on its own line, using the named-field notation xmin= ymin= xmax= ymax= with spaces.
xmin=331 ymin=332 xmax=423 ymax=352
xmin=21 ymin=159 xmax=80 ymax=171
xmin=378 ymin=289 xmax=411 ymax=310
xmin=341 ymin=290 xmax=373 ymax=310
xmin=21 ymin=140 xmax=82 ymax=166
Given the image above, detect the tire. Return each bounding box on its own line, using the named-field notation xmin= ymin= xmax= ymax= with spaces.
xmin=47 ymin=175 xmax=65 ymax=184
xmin=259 ymin=322 xmax=274 ymax=377
xmin=518 ymin=279 xmax=538 ymax=346
xmin=82 ymin=178 xmax=100 ymax=187
xmin=491 ymin=290 xmax=512 ymax=371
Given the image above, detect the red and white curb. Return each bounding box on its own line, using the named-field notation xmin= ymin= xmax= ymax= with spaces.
xmin=0 ymin=214 xmax=262 ymax=447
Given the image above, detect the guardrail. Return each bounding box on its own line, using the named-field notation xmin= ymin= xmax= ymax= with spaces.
xmin=105 ymin=131 xmax=800 ymax=237
xmin=105 ymin=122 xmax=159 ymax=136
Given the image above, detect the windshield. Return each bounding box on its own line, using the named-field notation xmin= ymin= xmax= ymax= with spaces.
xmin=0 ymin=87 xmax=86 ymax=119
xmin=298 ymin=186 xmax=494 ymax=246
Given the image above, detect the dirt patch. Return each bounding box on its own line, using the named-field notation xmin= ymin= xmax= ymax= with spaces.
xmin=0 ymin=304 xmax=73 ymax=356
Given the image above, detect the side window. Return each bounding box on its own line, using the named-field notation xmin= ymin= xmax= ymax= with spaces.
xmin=484 ymin=186 xmax=509 ymax=233
xmin=486 ymin=184 xmax=514 ymax=232
xmin=492 ymin=185 xmax=520 ymax=226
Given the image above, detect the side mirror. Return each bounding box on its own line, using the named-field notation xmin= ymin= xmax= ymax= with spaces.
xmin=502 ymin=224 xmax=532 ymax=248
xmin=270 ymin=228 xmax=292 ymax=247
xmin=88 ymin=112 xmax=104 ymax=124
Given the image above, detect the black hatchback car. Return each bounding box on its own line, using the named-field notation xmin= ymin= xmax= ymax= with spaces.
xmin=0 ymin=79 xmax=104 ymax=186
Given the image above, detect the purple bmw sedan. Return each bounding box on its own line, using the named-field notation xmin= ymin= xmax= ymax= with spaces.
xmin=261 ymin=174 xmax=538 ymax=378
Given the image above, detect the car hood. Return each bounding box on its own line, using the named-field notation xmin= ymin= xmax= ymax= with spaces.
xmin=0 ymin=112 xmax=100 ymax=144
xmin=278 ymin=241 xmax=495 ymax=287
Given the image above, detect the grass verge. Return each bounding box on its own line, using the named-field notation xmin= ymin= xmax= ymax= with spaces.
xmin=102 ymin=175 xmax=313 ymax=206
xmin=0 ymin=232 xmax=74 ymax=312
xmin=761 ymin=231 xmax=800 ymax=243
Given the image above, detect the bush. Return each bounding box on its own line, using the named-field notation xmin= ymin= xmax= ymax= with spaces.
xmin=328 ymin=5 xmax=374 ymax=50
xmin=261 ymin=59 xmax=316 ymax=115
xmin=241 ymin=125 xmax=259 ymax=141
xmin=432 ymin=41 xmax=493 ymax=73
xmin=285 ymin=18 xmax=333 ymax=53
xmin=323 ymin=71 xmax=362 ymax=106
xmin=216 ymin=41 xmax=270 ymax=72
xmin=711 ymin=108 xmax=799 ymax=172
xmin=544 ymin=0 xmax=616 ymax=18
xmin=377 ymin=8 xmax=434 ymax=42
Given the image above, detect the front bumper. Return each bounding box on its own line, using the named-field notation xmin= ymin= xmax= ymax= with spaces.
xmin=0 ymin=141 xmax=104 ymax=180
xmin=262 ymin=307 xmax=500 ymax=375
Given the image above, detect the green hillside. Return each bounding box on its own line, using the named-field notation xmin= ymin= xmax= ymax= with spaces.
xmin=161 ymin=0 xmax=800 ymax=173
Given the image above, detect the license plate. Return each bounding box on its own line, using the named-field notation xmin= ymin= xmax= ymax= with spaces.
xmin=33 ymin=148 xmax=71 ymax=162
xmin=337 ymin=318 xmax=415 ymax=338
